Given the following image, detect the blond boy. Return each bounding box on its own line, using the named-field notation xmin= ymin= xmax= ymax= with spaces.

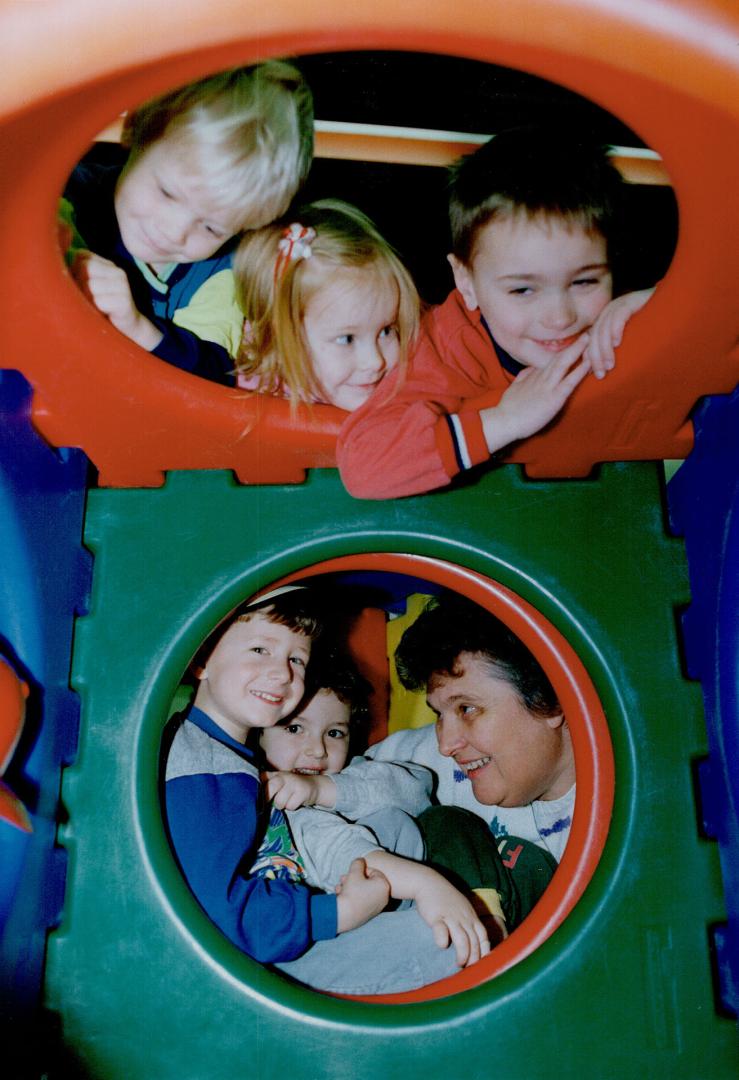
xmin=60 ymin=61 xmax=313 ymax=384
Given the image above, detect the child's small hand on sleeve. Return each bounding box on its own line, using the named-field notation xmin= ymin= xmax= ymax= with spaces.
xmin=335 ymin=857 xmax=391 ymax=932
xmin=584 ymin=288 xmax=655 ymax=378
xmin=70 ymin=250 xmax=163 ymax=351
xmin=414 ymin=871 xmax=491 ymax=968
xmin=482 ymin=332 xmax=590 ymax=453
xmin=263 ymin=770 xmax=336 ymax=811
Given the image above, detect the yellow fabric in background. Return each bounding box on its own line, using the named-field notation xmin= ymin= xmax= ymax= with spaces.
xmin=387 ymin=593 xmax=437 ymax=733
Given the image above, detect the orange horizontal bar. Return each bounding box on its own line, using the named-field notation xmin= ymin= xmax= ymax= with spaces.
xmin=313 ymin=130 xmax=669 ymax=184
xmin=95 ymin=117 xmax=669 ymax=185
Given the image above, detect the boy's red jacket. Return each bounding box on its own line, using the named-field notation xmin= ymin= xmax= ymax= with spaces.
xmin=337 ymin=290 xmax=513 ymax=499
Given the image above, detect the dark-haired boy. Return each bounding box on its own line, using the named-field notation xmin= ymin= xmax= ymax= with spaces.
xmin=337 ymin=127 xmax=654 ymax=497
xmin=259 ymin=651 xmax=497 ymax=951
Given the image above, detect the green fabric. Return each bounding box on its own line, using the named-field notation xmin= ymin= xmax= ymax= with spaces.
xmin=418 ymin=805 xmax=556 ymax=929
xmin=58 ymin=196 xmax=89 ymax=267
xmin=250 ymin=805 xmax=306 ymax=884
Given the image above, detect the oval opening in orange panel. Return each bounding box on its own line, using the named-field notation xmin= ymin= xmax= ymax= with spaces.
xmin=260 ymin=552 xmax=615 ymax=1004
xmin=2 ymin=3 xmax=738 ymax=487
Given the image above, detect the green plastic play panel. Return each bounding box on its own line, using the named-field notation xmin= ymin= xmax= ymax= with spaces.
xmin=44 ymin=464 xmax=736 ymax=1078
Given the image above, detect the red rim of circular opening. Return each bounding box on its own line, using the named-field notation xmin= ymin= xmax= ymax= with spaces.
xmin=264 ymin=551 xmax=615 ymax=1004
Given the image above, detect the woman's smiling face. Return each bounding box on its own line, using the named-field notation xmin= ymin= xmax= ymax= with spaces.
xmin=427 ymin=651 xmax=574 ymax=806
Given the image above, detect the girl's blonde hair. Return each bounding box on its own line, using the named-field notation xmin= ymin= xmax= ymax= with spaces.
xmin=233 ymin=199 xmax=419 ymax=406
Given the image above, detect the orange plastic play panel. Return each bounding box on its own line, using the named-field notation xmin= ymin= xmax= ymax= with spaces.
xmin=0 ymin=658 xmax=31 ymax=832
xmin=0 ymin=0 xmax=737 ymax=485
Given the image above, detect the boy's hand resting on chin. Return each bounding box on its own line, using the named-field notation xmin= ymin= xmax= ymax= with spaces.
xmin=482 ymin=332 xmax=590 ymax=453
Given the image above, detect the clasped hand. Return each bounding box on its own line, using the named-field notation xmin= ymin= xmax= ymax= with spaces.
xmin=263 ymin=769 xmax=335 ymax=811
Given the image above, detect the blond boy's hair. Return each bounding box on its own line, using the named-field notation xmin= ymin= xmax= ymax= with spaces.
xmin=233 ymin=199 xmax=419 ymax=406
xmin=121 ymin=60 xmax=314 ymax=230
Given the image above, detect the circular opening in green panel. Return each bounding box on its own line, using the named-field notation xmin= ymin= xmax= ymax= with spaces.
xmin=146 ymin=552 xmax=613 ymax=1007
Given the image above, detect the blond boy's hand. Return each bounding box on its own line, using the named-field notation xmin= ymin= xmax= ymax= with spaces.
xmin=335 ymin=858 xmax=391 ymax=933
xmin=263 ymin=770 xmax=336 ymax=811
xmin=481 ymin=332 xmax=590 ymax=454
xmin=70 ymin=250 xmax=163 ymax=351
xmin=413 ymin=870 xmax=491 ymax=968
xmin=585 ymin=288 xmax=655 ymax=378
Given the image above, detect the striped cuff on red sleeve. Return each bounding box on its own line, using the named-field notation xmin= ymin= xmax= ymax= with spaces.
xmin=437 ymin=411 xmax=490 ymax=477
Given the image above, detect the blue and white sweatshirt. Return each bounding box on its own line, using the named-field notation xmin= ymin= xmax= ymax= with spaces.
xmin=61 ymin=152 xmax=242 ymax=385
xmin=165 ymin=706 xmax=337 ymax=963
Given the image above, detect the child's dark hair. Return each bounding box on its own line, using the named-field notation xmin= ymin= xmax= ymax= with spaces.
xmin=394 ymin=593 xmax=560 ymax=719
xmin=234 ymin=588 xmax=323 ymax=640
xmin=304 ymin=644 xmax=372 ymax=756
xmin=191 ymin=587 xmax=323 ymax=675
xmin=449 ymin=126 xmax=625 ymax=266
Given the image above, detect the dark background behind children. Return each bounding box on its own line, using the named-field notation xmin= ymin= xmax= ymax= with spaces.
xmin=82 ymin=52 xmax=676 ymax=318
xmin=294 ymin=51 xmax=678 ymax=303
